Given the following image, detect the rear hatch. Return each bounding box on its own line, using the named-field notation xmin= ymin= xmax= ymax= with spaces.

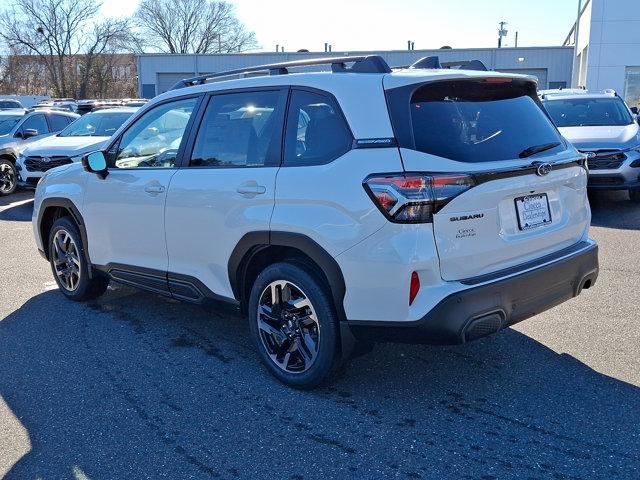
xmin=384 ymin=73 xmax=590 ymax=281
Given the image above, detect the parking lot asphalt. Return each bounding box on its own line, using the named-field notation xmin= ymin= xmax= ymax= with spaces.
xmin=0 ymin=189 xmax=639 ymax=480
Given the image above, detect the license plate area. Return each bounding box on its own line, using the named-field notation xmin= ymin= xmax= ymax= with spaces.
xmin=514 ymin=194 xmax=552 ymax=231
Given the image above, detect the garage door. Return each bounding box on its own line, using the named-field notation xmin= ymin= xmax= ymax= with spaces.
xmin=496 ymin=68 xmax=548 ymax=89
xmin=157 ymin=73 xmax=197 ymax=94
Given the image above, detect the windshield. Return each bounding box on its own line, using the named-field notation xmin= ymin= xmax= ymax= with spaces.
xmin=543 ymin=97 xmax=633 ymax=127
xmin=398 ymin=80 xmax=564 ymax=162
xmin=0 ymin=115 xmax=22 ymax=135
xmin=59 ymin=111 xmax=132 ymax=137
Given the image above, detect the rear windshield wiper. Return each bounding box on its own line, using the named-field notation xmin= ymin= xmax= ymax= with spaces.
xmin=519 ymin=142 xmax=561 ymax=158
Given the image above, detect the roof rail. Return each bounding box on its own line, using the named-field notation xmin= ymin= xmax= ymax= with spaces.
xmin=410 ymin=56 xmax=441 ymax=69
xmin=170 ymin=55 xmax=392 ymax=90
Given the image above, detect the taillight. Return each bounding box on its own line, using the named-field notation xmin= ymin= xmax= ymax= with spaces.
xmin=363 ymin=173 xmax=476 ymax=223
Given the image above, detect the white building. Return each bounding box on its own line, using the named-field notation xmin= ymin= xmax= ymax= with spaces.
xmin=566 ymin=0 xmax=640 ymax=106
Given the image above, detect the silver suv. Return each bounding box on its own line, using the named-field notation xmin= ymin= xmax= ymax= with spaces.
xmin=542 ymin=90 xmax=640 ymax=202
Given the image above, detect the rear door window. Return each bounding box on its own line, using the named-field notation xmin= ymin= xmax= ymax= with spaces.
xmin=190 ymin=89 xmax=286 ymax=168
xmin=388 ymin=79 xmax=565 ymax=162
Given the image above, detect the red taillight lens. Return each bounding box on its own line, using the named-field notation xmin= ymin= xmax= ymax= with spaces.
xmin=364 ymin=173 xmax=476 ymax=223
xmin=409 ymin=271 xmax=420 ymax=305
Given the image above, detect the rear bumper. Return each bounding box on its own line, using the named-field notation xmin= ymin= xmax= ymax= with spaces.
xmin=344 ymin=241 xmax=599 ymax=345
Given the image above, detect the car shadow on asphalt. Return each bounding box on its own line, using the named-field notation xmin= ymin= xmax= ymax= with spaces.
xmin=0 ymin=191 xmax=34 ymax=222
xmin=1 ymin=287 xmax=639 ymax=479
xmin=590 ymin=190 xmax=640 ymax=230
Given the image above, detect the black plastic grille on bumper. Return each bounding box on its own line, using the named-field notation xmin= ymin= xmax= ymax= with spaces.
xmin=24 ymin=156 xmax=73 ymax=172
xmin=588 ymin=175 xmax=625 ymax=186
xmin=581 ymin=150 xmax=626 ymax=170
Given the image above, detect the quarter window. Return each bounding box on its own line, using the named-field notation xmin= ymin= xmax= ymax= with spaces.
xmin=111 ymin=97 xmax=197 ymax=169
xmin=283 ymin=90 xmax=352 ymax=166
xmin=190 ymin=90 xmax=285 ymax=168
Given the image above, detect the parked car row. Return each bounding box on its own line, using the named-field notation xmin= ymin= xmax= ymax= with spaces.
xmin=0 ymin=106 xmax=139 ymax=195
xmin=30 ymin=98 xmax=148 ymax=115
xmin=4 ymin=58 xmax=637 ymax=387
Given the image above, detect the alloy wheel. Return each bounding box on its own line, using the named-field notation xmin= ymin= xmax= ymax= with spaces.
xmin=257 ymin=280 xmax=320 ymax=373
xmin=52 ymin=229 xmax=81 ymax=291
xmin=0 ymin=162 xmax=16 ymax=194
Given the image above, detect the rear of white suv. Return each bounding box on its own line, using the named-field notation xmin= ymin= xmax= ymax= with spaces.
xmin=32 ymin=56 xmax=598 ymax=388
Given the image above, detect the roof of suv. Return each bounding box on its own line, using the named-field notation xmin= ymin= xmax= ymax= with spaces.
xmin=150 ymin=65 xmax=536 ymax=140
xmin=541 ymin=90 xmax=618 ymax=101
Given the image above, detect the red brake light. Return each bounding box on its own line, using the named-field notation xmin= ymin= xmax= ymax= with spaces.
xmin=409 ymin=272 xmax=420 ymax=305
xmin=364 ymin=173 xmax=476 ymax=223
xmin=483 ymin=77 xmax=513 ymax=84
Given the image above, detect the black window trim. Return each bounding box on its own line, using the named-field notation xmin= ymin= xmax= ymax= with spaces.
xmin=281 ymin=85 xmax=355 ymax=168
xmin=103 ymin=93 xmax=205 ymax=171
xmin=180 ymin=85 xmax=290 ymax=170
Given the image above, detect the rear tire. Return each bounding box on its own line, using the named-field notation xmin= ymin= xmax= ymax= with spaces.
xmin=0 ymin=158 xmax=17 ymax=196
xmin=248 ymin=261 xmax=339 ymax=389
xmin=48 ymin=217 xmax=109 ymax=301
xmin=629 ymin=188 xmax=640 ymax=203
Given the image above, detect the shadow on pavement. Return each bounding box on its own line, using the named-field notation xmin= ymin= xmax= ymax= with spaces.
xmin=590 ymin=190 xmax=640 ymax=230
xmin=1 ymin=287 xmax=639 ymax=479
xmin=0 ymin=190 xmax=34 ymax=222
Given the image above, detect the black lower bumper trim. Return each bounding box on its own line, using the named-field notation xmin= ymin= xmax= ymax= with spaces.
xmin=346 ymin=243 xmax=599 ymax=345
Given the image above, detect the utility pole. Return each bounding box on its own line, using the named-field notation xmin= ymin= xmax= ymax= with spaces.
xmin=515 ymin=31 xmax=519 ymax=48
xmin=498 ymin=21 xmax=508 ymax=48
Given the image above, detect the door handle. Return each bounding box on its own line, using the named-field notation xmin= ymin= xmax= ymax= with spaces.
xmin=236 ymin=181 xmax=266 ymax=197
xmin=144 ymin=184 xmax=166 ymax=195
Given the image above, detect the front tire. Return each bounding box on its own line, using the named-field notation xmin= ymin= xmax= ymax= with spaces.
xmin=248 ymin=262 xmax=339 ymax=389
xmin=48 ymin=217 xmax=109 ymax=301
xmin=630 ymin=188 xmax=640 ymax=203
xmin=0 ymin=159 xmax=17 ymax=196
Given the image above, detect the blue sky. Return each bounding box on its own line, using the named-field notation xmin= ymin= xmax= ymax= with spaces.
xmin=102 ymin=0 xmax=581 ymax=52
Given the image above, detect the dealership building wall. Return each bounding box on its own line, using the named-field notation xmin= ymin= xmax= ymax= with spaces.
xmin=566 ymin=0 xmax=640 ymax=107
xmin=137 ymin=47 xmax=574 ymax=98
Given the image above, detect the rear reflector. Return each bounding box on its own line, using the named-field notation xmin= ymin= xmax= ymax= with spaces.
xmin=409 ymin=272 xmax=420 ymax=305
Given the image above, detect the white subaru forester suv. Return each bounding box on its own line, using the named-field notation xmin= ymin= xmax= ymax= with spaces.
xmin=32 ymin=56 xmax=599 ymax=388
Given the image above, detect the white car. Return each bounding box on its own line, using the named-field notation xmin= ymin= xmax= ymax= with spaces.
xmin=32 ymin=56 xmax=599 ymax=388
xmin=542 ymin=90 xmax=640 ymax=202
xmin=16 ymin=107 xmax=138 ymax=188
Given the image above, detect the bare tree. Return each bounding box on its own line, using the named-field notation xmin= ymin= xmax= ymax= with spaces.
xmin=133 ymin=0 xmax=258 ymax=54
xmin=0 ymin=0 xmax=131 ymax=98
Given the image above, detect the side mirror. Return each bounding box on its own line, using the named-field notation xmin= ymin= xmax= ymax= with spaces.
xmin=82 ymin=151 xmax=108 ymax=179
xmin=21 ymin=129 xmax=38 ymax=139
xmin=631 ymin=107 xmax=639 ymax=115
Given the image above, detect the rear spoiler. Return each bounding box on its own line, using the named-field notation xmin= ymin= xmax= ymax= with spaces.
xmin=395 ymin=56 xmax=489 ymax=72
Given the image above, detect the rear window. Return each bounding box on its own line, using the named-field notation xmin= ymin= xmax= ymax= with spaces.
xmin=543 ymin=97 xmax=633 ymax=127
xmin=390 ymin=80 xmax=565 ymax=162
